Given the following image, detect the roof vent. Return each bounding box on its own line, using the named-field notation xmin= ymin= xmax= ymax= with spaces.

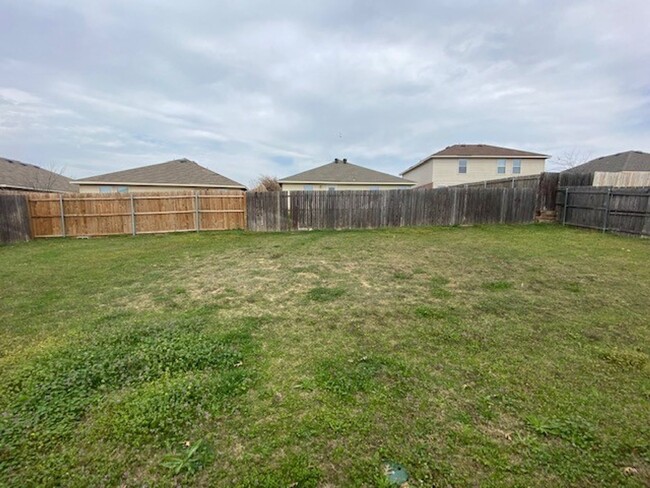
xmin=334 ymin=158 xmax=340 ymax=164
xmin=343 ymin=158 xmax=347 ymax=164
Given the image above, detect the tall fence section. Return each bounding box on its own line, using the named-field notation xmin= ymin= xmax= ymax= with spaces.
xmin=0 ymin=193 xmax=32 ymax=244
xmin=248 ymin=187 xmax=538 ymax=232
xmin=27 ymin=191 xmax=246 ymax=238
xmin=556 ymin=187 xmax=650 ymax=236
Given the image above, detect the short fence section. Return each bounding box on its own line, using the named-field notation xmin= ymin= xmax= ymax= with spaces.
xmin=27 ymin=191 xmax=245 ymax=238
xmin=557 ymin=187 xmax=650 ymax=236
xmin=0 ymin=193 xmax=32 ymax=244
xmin=248 ymin=187 xmax=538 ymax=232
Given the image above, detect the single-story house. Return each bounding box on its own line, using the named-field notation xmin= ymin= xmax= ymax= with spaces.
xmin=279 ymin=158 xmax=416 ymax=191
xmin=562 ymin=150 xmax=650 ymax=173
xmin=75 ymin=158 xmax=246 ymax=193
xmin=563 ymin=150 xmax=650 ymax=187
xmin=401 ymin=144 xmax=548 ymax=189
xmin=0 ymin=156 xmax=78 ymax=193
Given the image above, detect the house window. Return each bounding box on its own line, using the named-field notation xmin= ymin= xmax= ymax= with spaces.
xmin=303 ymin=185 xmax=313 ymax=191
xmin=497 ymin=159 xmax=506 ymax=174
xmin=369 ymin=186 xmax=381 ymax=191
xmin=117 ymin=186 xmax=128 ymax=193
xmin=458 ymin=159 xmax=467 ymax=174
xmin=512 ymin=160 xmax=521 ymax=174
xmin=99 ymin=186 xmax=112 ymax=193
xmin=328 ymin=186 xmax=336 ymax=192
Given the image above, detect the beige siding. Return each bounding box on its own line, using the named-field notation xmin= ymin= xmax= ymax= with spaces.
xmin=78 ymin=184 xmax=241 ymax=194
xmin=401 ymin=161 xmax=433 ymax=187
xmin=405 ymin=157 xmax=545 ymax=188
xmin=280 ymin=183 xmax=414 ymax=192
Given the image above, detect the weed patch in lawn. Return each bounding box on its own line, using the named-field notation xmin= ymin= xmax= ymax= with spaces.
xmin=306 ymin=286 xmax=346 ymax=302
xmin=314 ymin=355 xmax=409 ymax=399
xmin=414 ymin=305 xmax=457 ymax=321
xmin=482 ymin=280 xmax=513 ymax=291
xmin=596 ymin=347 xmax=648 ymax=370
xmin=95 ymin=368 xmax=254 ymax=446
xmin=525 ymin=415 xmax=597 ymax=449
xmin=393 ymin=271 xmax=411 ymax=280
xmin=430 ymin=275 xmax=452 ymax=298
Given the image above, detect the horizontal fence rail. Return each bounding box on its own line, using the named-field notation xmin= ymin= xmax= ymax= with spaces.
xmin=556 ymin=186 xmax=650 ymax=236
xmin=26 ymin=191 xmax=246 ymax=238
xmin=247 ymin=187 xmax=538 ymax=232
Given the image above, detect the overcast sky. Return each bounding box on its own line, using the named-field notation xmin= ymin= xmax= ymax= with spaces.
xmin=1 ymin=0 xmax=649 ymax=185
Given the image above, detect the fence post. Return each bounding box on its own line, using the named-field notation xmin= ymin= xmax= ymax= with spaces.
xmin=130 ymin=194 xmax=136 ymax=236
xmin=500 ymin=188 xmax=507 ymax=223
xmin=642 ymin=193 xmax=650 ymax=237
xmin=59 ymin=194 xmax=66 ymax=237
xmin=562 ymin=187 xmax=569 ymax=225
xmin=194 ymin=192 xmax=200 ymax=232
xmin=602 ymin=187 xmax=612 ymax=233
xmin=451 ymin=188 xmax=458 ymax=225
xmin=511 ymin=177 xmax=515 ymax=188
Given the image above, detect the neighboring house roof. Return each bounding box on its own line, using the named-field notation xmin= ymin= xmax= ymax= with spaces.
xmin=75 ymin=158 xmax=246 ymax=189
xmin=0 ymin=157 xmax=78 ymax=193
xmin=562 ymin=151 xmax=650 ymax=173
xmin=279 ymin=159 xmax=415 ymax=185
xmin=402 ymin=144 xmax=549 ymax=175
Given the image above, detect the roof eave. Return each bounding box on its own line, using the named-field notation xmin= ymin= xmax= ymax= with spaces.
xmin=0 ymin=183 xmax=72 ymax=193
xmin=278 ymin=180 xmax=415 ymax=186
xmin=74 ymin=181 xmax=246 ymax=189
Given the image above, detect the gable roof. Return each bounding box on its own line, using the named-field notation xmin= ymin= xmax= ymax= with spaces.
xmin=279 ymin=159 xmax=415 ymax=185
xmin=75 ymin=158 xmax=246 ymax=189
xmin=562 ymin=151 xmax=650 ymax=174
xmin=402 ymin=144 xmax=548 ymax=175
xmin=0 ymin=157 xmax=78 ymax=193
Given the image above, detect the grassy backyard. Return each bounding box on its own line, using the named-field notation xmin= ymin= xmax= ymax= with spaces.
xmin=0 ymin=224 xmax=649 ymax=487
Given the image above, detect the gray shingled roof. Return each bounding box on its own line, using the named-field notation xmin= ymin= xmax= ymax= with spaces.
xmin=76 ymin=158 xmax=246 ymax=189
xmin=279 ymin=159 xmax=415 ymax=185
xmin=402 ymin=144 xmax=548 ymax=175
xmin=563 ymin=151 xmax=650 ymax=174
xmin=0 ymin=157 xmax=78 ymax=193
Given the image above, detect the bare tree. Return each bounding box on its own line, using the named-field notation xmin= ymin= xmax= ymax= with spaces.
xmin=251 ymin=175 xmax=281 ymax=192
xmin=26 ymin=162 xmax=69 ymax=192
xmin=550 ymin=148 xmax=593 ymax=171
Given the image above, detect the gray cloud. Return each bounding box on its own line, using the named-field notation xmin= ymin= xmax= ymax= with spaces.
xmin=1 ymin=0 xmax=649 ymax=185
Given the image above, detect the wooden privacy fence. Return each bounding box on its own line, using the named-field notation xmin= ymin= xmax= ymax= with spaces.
xmin=247 ymin=187 xmax=538 ymax=232
xmin=556 ymin=186 xmax=650 ymax=236
xmin=0 ymin=193 xmax=32 ymax=244
xmin=27 ymin=191 xmax=245 ymax=238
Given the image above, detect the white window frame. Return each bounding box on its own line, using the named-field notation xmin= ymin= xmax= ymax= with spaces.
xmin=99 ymin=186 xmax=112 ymax=193
xmin=458 ymin=159 xmax=468 ymax=174
xmin=303 ymin=184 xmax=314 ymax=191
xmin=497 ymin=159 xmax=506 ymax=174
xmin=512 ymin=159 xmax=521 ymax=174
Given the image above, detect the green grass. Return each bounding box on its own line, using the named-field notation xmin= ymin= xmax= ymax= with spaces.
xmin=1 ymin=224 xmax=649 ymax=486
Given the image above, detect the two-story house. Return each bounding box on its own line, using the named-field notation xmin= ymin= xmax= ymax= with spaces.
xmin=401 ymin=144 xmax=548 ymax=188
